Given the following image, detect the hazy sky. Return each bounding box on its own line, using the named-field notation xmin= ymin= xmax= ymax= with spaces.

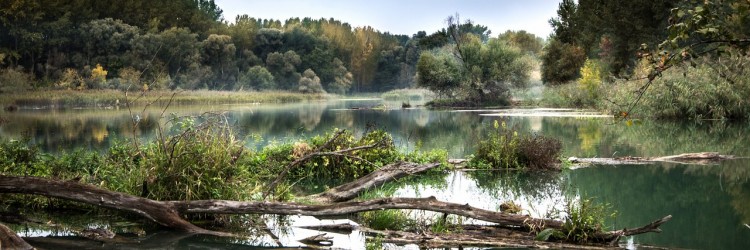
xmin=214 ymin=0 xmax=561 ymax=38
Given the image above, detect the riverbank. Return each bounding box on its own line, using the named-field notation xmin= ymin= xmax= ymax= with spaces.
xmin=0 ymin=89 xmax=329 ymax=109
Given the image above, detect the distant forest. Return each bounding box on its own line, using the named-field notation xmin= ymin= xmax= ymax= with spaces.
xmin=0 ymin=0 xmax=542 ymax=94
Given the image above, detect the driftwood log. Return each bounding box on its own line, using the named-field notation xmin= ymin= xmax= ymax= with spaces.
xmin=0 ymin=157 xmax=674 ymax=248
xmin=310 ymin=161 xmax=441 ymax=202
xmin=0 ymin=222 xmax=34 ymax=250
xmin=569 ymin=152 xmax=735 ymax=166
xmin=0 ymin=173 xmax=671 ymax=247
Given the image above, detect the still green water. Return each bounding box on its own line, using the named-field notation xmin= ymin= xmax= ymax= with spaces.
xmin=1 ymin=99 xmax=749 ymax=249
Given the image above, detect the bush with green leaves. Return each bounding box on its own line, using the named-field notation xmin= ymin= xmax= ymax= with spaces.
xmin=137 ymin=115 xmax=255 ymax=201
xmin=541 ymin=39 xmax=586 ymax=85
xmin=562 ymin=198 xmax=615 ymax=243
xmin=0 ymin=67 xmax=33 ymax=93
xmin=238 ymin=65 xmax=275 ymax=90
xmin=0 ymin=117 xmax=447 ymax=208
xmin=469 ymin=120 xmax=562 ymax=170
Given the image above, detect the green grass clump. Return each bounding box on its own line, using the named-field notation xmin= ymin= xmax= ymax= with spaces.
xmin=561 ymin=198 xmax=616 ymax=243
xmin=468 ymin=120 xmax=562 ymax=170
xmin=604 ymin=52 xmax=750 ymax=120
xmin=359 ymin=209 xmax=416 ymax=231
xmin=137 ymin=115 xmax=256 ymax=201
xmin=381 ymin=88 xmax=435 ymax=101
xmin=540 ymin=83 xmax=602 ymax=108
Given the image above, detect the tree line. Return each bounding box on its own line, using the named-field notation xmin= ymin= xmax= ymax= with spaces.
xmin=0 ymin=0 xmax=543 ymax=95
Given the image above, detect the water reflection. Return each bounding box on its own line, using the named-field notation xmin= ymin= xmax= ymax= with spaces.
xmin=394 ymin=171 xmax=566 ymax=220
xmin=2 ymin=104 xmax=750 ymax=249
xmin=569 ymin=161 xmax=750 ymax=249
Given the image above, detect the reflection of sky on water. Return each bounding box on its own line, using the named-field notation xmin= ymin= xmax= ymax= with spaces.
xmin=393 ymin=171 xmax=566 ymax=222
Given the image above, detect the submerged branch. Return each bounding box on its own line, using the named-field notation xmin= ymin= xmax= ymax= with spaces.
xmin=169 ymin=196 xmax=562 ymax=229
xmin=570 ymin=152 xmax=735 ymax=166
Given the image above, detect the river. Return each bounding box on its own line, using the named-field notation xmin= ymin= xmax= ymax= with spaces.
xmin=1 ymin=99 xmax=749 ymax=249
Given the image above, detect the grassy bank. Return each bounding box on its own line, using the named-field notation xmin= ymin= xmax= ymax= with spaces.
xmin=0 ymin=89 xmax=329 ymax=108
xmin=540 ymin=51 xmax=750 ymax=120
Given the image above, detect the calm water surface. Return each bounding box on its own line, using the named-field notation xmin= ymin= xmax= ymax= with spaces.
xmin=1 ymin=99 xmax=749 ymax=249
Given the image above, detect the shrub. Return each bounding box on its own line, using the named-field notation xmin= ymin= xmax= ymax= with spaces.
xmin=578 ymin=59 xmax=603 ymax=101
xmin=292 ymin=129 xmax=398 ymax=179
xmin=562 ymin=198 xmax=615 ymax=243
xmin=238 ymin=65 xmax=275 ymax=90
xmin=0 ymin=67 xmax=33 ymax=93
xmin=56 ymin=68 xmax=84 ymax=90
xmin=541 ymin=39 xmax=586 ymax=85
xmin=470 ymin=120 xmax=521 ymax=169
xmin=469 ymin=120 xmax=562 ymax=170
xmin=540 ymin=83 xmax=589 ymax=108
xmin=137 ymin=115 xmax=255 ymax=201
xmin=604 ymin=50 xmax=750 ymax=120
xmin=89 ymin=64 xmax=108 ymax=89
xmin=518 ymin=135 xmax=563 ymax=170
xmin=298 ymin=69 xmax=325 ymax=94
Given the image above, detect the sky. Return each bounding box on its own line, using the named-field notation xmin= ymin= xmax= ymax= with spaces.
xmin=214 ymin=0 xmax=561 ymax=38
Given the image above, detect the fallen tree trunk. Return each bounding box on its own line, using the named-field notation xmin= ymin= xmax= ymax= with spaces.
xmin=569 ymin=152 xmax=735 ymax=166
xmin=310 ymin=161 xmax=441 ymax=202
xmin=169 ymin=196 xmax=562 ymax=229
xmin=0 ymin=175 xmax=223 ymax=236
xmin=0 ymin=171 xmax=672 ymax=248
xmin=0 ymin=175 xmax=557 ymax=232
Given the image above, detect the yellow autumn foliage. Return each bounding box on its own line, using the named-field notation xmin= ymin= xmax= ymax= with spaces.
xmin=90 ymin=64 xmax=108 ymax=87
xmin=578 ymin=59 xmax=602 ymax=100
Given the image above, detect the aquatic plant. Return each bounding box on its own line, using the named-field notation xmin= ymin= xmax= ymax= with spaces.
xmin=468 ymin=120 xmax=562 ymax=170
xmin=561 ymin=198 xmax=616 ymax=243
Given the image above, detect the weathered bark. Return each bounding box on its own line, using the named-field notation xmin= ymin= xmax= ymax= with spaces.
xmin=570 ymin=152 xmax=735 ymax=166
xmin=0 ymin=175 xmax=223 ymax=236
xmin=597 ymin=215 xmax=672 ymax=244
xmin=0 ymin=222 xmax=34 ymax=250
xmin=310 ymin=161 xmax=441 ymax=202
xmin=0 ymin=172 xmax=672 ymax=248
xmin=169 ymin=196 xmax=562 ymax=229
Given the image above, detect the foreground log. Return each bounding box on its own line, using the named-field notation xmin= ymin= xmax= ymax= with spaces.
xmin=0 ymin=175 xmax=557 ymax=233
xmin=0 ymin=173 xmax=671 ymax=248
xmin=570 ymin=152 xmax=735 ymax=166
xmin=0 ymin=175 xmax=223 ymax=236
xmin=0 ymin=222 xmax=34 ymax=250
xmin=169 ymin=196 xmax=562 ymax=229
